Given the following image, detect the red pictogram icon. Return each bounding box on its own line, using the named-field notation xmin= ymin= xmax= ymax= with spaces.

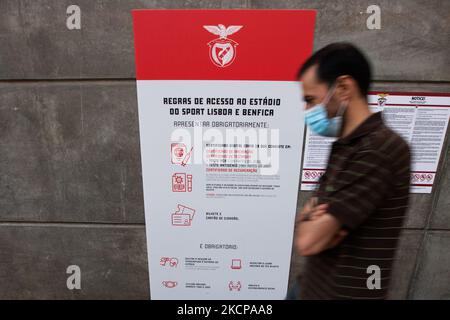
xmin=160 ymin=257 xmax=178 ymax=267
xmin=171 ymin=143 xmax=193 ymax=166
xmin=162 ymin=280 xmax=178 ymax=288
xmin=172 ymin=204 xmax=196 ymax=226
xmin=172 ymin=173 xmax=193 ymax=192
xmin=231 ymin=259 xmax=242 ymax=270
xmin=228 ymin=281 xmax=241 ymax=291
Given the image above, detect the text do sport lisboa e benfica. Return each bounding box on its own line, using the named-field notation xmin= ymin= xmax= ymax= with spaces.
xmin=163 ymin=97 xmax=280 ymax=116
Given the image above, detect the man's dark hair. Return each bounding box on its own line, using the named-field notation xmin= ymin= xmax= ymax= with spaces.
xmin=298 ymin=42 xmax=372 ymax=97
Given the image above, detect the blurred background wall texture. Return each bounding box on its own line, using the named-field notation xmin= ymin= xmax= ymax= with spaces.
xmin=0 ymin=0 xmax=449 ymax=299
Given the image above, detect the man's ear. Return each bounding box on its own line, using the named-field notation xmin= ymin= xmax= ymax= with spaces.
xmin=335 ymin=75 xmax=354 ymax=102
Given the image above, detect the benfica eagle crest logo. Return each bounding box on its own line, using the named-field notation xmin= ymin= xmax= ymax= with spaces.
xmin=377 ymin=93 xmax=389 ymax=107
xmin=203 ymin=24 xmax=243 ymax=68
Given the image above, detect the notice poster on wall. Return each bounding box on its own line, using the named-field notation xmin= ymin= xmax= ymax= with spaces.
xmin=132 ymin=10 xmax=316 ymax=299
xmin=301 ymin=92 xmax=450 ymax=194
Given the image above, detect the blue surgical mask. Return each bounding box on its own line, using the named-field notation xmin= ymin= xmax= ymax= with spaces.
xmin=304 ymin=86 xmax=347 ymax=137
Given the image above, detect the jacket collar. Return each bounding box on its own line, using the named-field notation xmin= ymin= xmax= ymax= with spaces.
xmin=335 ymin=112 xmax=383 ymax=145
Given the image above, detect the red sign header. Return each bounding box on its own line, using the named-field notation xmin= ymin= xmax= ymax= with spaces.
xmin=132 ymin=10 xmax=316 ymax=81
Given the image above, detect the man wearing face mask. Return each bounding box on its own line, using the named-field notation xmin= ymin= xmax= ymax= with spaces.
xmin=290 ymin=43 xmax=411 ymax=299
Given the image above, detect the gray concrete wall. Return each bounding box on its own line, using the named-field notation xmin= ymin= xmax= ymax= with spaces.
xmin=0 ymin=0 xmax=448 ymax=299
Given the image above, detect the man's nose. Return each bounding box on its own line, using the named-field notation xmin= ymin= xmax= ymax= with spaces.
xmin=304 ymin=103 xmax=313 ymax=110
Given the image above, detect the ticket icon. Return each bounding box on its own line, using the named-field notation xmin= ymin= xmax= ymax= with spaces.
xmin=171 ymin=204 xmax=195 ymax=226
